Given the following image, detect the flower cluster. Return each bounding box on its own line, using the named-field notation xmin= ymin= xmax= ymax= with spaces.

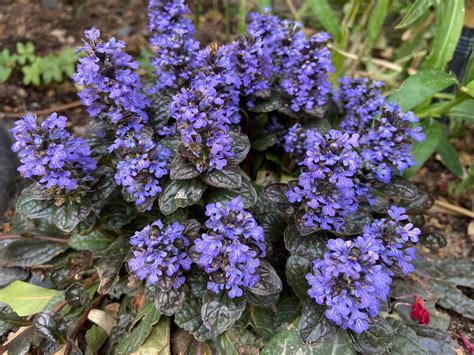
xmin=363 ymin=206 xmax=421 ymax=275
xmin=169 ymin=49 xmax=241 ymax=172
xmin=148 ymin=0 xmax=200 ymax=92
xmin=114 ymin=134 xmax=170 ymax=206
xmin=359 ymin=102 xmax=425 ymax=183
xmin=306 ymin=236 xmax=392 ymax=333
xmin=128 ymin=219 xmax=192 ymax=289
xmin=11 ymin=113 xmax=96 ymax=193
xmin=306 ymin=205 xmax=420 ymax=332
xmin=248 ymin=11 xmax=333 ymax=113
xmin=73 ymin=27 xmax=149 ymax=148
xmin=280 ymin=33 xmax=333 ymax=112
xmin=224 ymin=32 xmax=275 ymax=106
xmin=74 ymin=28 xmax=171 ymax=208
xmin=194 ymin=197 xmax=266 ymax=298
xmin=286 ymin=129 xmax=360 ymax=231
xmin=335 ymin=77 xmax=385 ymax=133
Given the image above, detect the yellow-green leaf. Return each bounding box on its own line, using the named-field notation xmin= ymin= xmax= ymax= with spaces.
xmin=423 ymin=0 xmax=464 ymax=69
xmin=0 ymin=281 xmax=62 ymax=316
xmin=134 ymin=317 xmax=171 ymax=355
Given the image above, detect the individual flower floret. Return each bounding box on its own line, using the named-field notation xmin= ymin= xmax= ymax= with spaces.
xmin=128 ymin=219 xmax=192 ymax=289
xmin=364 ymin=205 xmax=421 ymax=275
xmin=73 ymin=27 xmax=149 ymax=148
xmin=11 ymin=112 xmax=96 ymax=192
xmin=148 ymin=0 xmax=200 ymax=92
xmin=194 ymin=197 xmax=266 ymax=298
xmin=286 ymin=129 xmax=360 ymax=231
xmin=335 ymin=77 xmax=385 ymax=134
xmin=359 ymin=102 xmax=425 ymax=183
xmin=306 ymin=236 xmax=392 ymax=333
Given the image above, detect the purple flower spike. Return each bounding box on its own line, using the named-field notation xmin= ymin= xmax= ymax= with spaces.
xmin=286 ymin=129 xmax=361 ymax=232
xmin=11 ymin=112 xmax=96 ymax=193
xmin=364 ymin=205 xmax=421 ymax=275
xmin=194 ymin=197 xmax=266 ymax=298
xmin=306 ymin=236 xmax=392 ymax=333
xmin=129 ymin=219 xmax=192 ymax=289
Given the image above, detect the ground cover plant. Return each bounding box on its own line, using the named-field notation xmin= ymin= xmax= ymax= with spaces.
xmin=0 ymin=0 xmax=473 ymax=354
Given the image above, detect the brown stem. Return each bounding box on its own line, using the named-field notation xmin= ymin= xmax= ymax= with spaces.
xmin=1 ymin=100 xmax=83 ymax=119
xmin=0 ymin=234 xmax=68 ymax=243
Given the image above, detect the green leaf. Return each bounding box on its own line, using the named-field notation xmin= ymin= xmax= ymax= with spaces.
xmin=0 ymin=239 xmax=67 ymax=267
xmin=284 ymin=224 xmax=326 ymax=259
xmin=16 ymin=185 xmax=54 ymax=220
xmin=0 ymin=266 xmax=29 ymax=287
xmin=158 ymin=179 xmax=207 ymax=215
xmin=251 ymin=187 xmax=288 ymax=242
xmin=396 ymin=0 xmax=435 ymax=29
xmin=429 ymin=280 xmax=474 ymax=320
xmin=453 ymin=161 xmax=474 ymax=195
xmin=202 ymin=166 xmax=242 ymax=189
xmin=53 ymin=200 xmax=92 ymax=233
xmin=0 ymin=281 xmax=61 ymax=316
xmin=96 ymin=238 xmax=129 ymax=295
xmin=423 ymin=0 xmax=464 ymax=69
xmin=153 ymin=287 xmax=185 ymax=316
xmin=261 ymin=321 xmax=355 ymax=355
xmin=22 ymin=58 xmax=42 ymax=86
xmin=404 ymin=118 xmax=444 ymax=177
xmin=114 ymin=301 xmax=162 ymax=354
xmin=306 ymin=0 xmax=341 ymax=42
xmin=239 ymin=305 xmax=275 ymax=341
xmin=230 ymin=131 xmax=251 ymax=164
xmin=201 ymin=290 xmax=245 ymax=336
xmin=350 ymin=316 xmax=394 ymax=353
xmin=389 ymin=70 xmax=457 ymax=111
xmin=298 ymin=300 xmax=337 ymax=344
xmin=85 ymin=325 xmax=108 ymax=355
xmin=69 ymin=230 xmax=115 ymax=251
xmin=386 ymin=317 xmax=425 ymax=355
xmin=464 ymin=80 xmax=474 ymax=97
xmin=248 ymin=260 xmax=282 ymax=298
xmin=248 ymin=95 xmax=282 ymax=113
xmin=379 ymin=175 xmax=418 ymax=200
xmin=210 ymin=327 xmax=262 ymax=354
xmin=33 ymin=311 xmax=67 ymax=344
xmin=169 ymin=158 xmax=200 ymax=180
xmin=274 ymin=297 xmax=301 ymax=331
xmin=252 ymin=133 xmax=278 ymax=151
xmin=449 ymin=99 xmax=474 ymax=122
xmin=264 ymin=183 xmax=294 ymax=214
xmin=16 ymin=42 xmax=35 ymax=65
xmin=135 ymin=316 xmax=170 ymax=355
xmin=437 ymin=133 xmax=463 ymax=178
xmin=175 ymin=296 xmax=214 ymax=341
xmin=285 ymin=255 xmax=311 ymax=301
xmin=367 ymin=0 xmax=389 ymax=50
xmin=65 ymin=283 xmax=89 ymax=308
xmin=206 ymin=177 xmax=257 ymax=209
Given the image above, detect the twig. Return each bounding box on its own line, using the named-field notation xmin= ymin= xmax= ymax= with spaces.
xmin=434 ymin=200 xmax=474 ymax=219
xmin=0 ymin=234 xmax=68 ymax=243
xmin=285 ymin=0 xmax=299 ymax=21
xmin=1 ymin=100 xmax=83 ymax=119
xmin=328 ymin=45 xmax=407 ymax=73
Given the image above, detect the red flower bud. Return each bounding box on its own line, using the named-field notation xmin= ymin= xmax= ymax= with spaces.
xmin=411 ymin=296 xmax=430 ymax=325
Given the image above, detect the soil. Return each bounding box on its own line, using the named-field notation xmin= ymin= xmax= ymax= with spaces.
xmin=0 ymin=0 xmax=473 ymax=352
